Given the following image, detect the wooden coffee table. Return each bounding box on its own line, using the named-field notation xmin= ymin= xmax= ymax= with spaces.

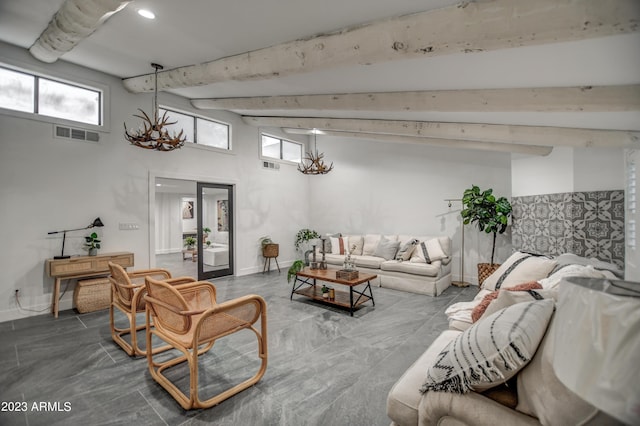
xmin=290 ymin=267 xmax=376 ymax=316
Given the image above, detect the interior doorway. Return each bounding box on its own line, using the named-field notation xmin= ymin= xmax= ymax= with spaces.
xmin=154 ymin=177 xmax=234 ymax=280
xmin=197 ymin=182 xmax=234 ymax=279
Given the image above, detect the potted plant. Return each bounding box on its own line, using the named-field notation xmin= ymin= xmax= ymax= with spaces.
xmin=85 ymin=232 xmax=101 ymax=256
xmin=184 ymin=236 xmax=197 ymax=250
xmin=461 ymin=185 xmax=512 ymax=284
xmin=294 ymin=228 xmax=319 ymax=251
xmin=287 ymin=260 xmax=305 ymax=283
xmin=202 ymin=227 xmax=211 ymax=244
xmin=321 ymin=284 xmax=330 ymax=299
xmin=259 ymin=235 xmax=279 ymax=258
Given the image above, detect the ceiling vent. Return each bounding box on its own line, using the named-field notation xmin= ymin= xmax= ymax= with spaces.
xmin=262 ymin=160 xmax=280 ymax=171
xmin=54 ymin=125 xmax=100 ymax=143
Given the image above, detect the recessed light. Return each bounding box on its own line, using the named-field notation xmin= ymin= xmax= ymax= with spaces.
xmin=138 ymin=9 xmax=155 ymax=19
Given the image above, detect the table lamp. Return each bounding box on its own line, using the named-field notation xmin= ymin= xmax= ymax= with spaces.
xmin=48 ymin=217 xmax=104 ymax=259
xmin=553 ymin=276 xmax=640 ymax=425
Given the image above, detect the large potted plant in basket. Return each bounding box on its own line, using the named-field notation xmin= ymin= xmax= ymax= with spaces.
xmin=461 ymin=185 xmax=512 ymax=285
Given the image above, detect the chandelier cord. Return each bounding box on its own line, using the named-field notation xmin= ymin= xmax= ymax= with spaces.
xmin=152 ymin=63 xmax=162 ymax=125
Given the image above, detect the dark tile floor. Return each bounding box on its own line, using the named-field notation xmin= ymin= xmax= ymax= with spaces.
xmin=0 ymin=268 xmax=476 ymax=426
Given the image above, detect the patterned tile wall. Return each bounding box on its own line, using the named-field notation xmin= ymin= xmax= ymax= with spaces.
xmin=511 ymin=190 xmax=625 ymax=269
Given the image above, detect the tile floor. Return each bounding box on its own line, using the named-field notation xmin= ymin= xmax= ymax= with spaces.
xmin=0 ymin=269 xmax=476 ymax=426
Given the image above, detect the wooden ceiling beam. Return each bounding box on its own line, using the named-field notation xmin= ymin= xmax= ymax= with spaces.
xmin=299 ymin=130 xmax=554 ymax=156
xmin=242 ymin=116 xmax=640 ymax=148
xmin=29 ymin=0 xmax=130 ymax=63
xmin=123 ymin=0 xmax=640 ymax=93
xmin=192 ymin=85 xmax=640 ymax=113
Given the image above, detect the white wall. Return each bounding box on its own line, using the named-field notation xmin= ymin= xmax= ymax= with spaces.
xmin=511 ymin=147 xmax=575 ymax=197
xmin=512 ymin=147 xmax=624 ymax=196
xmin=0 ymin=42 xmax=310 ymax=321
xmin=308 ymin=136 xmax=513 ymax=285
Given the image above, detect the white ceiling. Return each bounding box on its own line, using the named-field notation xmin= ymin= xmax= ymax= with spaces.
xmin=0 ymin=0 xmax=639 ymax=138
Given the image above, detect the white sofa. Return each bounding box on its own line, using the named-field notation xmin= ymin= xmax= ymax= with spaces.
xmin=386 ymin=252 xmax=625 ymax=426
xmin=316 ymin=234 xmax=452 ymax=297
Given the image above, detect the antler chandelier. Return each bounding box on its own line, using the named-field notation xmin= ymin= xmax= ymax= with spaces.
xmin=298 ymin=130 xmax=333 ymax=175
xmin=124 ymin=63 xmax=186 ymax=152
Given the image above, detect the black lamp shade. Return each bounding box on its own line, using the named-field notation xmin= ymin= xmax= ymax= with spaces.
xmin=91 ymin=217 xmax=104 ymax=228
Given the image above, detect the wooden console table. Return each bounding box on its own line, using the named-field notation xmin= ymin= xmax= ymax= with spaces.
xmin=45 ymin=252 xmax=134 ymax=318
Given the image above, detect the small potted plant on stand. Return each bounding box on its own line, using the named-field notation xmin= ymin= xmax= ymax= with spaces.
xmin=461 ymin=185 xmax=512 ymax=286
xmin=85 ymin=232 xmax=101 ymax=256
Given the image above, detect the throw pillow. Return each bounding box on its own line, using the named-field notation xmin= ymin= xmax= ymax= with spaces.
xmin=362 ymin=234 xmax=382 ymax=256
xmin=420 ymin=298 xmax=555 ymax=394
xmin=479 ymin=288 xmax=558 ymax=322
xmin=346 ymin=235 xmax=364 ymax=256
xmin=538 ymin=263 xmax=605 ymax=290
xmin=411 ymin=238 xmax=447 ymax=264
xmin=330 ymin=236 xmax=348 ymax=255
xmin=373 ymin=236 xmax=400 ymax=260
xmin=471 ymin=281 xmax=543 ymax=323
xmin=323 ymin=233 xmax=340 ymax=253
xmin=482 ymin=252 xmax=557 ymax=291
xmin=396 ymin=238 xmax=418 ymax=261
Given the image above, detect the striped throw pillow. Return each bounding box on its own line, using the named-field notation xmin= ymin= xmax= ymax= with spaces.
xmin=420 ymin=298 xmax=555 ymax=394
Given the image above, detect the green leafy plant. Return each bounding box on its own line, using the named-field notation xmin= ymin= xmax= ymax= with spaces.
xmin=202 ymin=227 xmax=211 ymax=235
xmin=461 ymin=185 xmax=512 ymax=265
xmin=287 ymin=260 xmax=305 ymax=283
xmin=184 ymin=236 xmax=197 ymax=249
xmin=294 ymin=228 xmax=319 ymax=250
xmin=84 ymin=232 xmax=101 ymax=250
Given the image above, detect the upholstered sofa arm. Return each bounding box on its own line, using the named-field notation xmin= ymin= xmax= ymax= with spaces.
xmin=418 ymin=390 xmax=539 ymax=426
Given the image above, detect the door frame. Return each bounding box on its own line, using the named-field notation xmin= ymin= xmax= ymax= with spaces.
xmin=197 ymin=181 xmax=234 ymax=280
xmin=148 ymin=170 xmax=237 ymax=274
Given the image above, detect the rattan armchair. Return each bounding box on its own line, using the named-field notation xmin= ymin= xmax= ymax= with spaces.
xmin=108 ymin=262 xmax=195 ymax=356
xmin=144 ymin=276 xmax=268 ymax=410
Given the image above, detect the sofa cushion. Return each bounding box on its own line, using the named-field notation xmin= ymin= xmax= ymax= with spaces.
xmin=381 ymin=260 xmax=441 ymax=277
xmin=374 ymin=236 xmax=400 ymax=260
xmin=516 ymin=315 xmax=610 ymax=425
xmin=387 ymin=330 xmax=461 ymax=426
xmin=421 ymin=299 xmax=555 ymax=394
xmin=354 ymin=255 xmax=385 ymax=269
xmin=482 ymin=251 xmax=557 ymax=291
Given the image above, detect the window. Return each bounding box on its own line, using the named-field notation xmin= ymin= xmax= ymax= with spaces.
xmin=160 ymin=107 xmax=230 ymax=150
xmin=261 ymin=134 xmax=303 ymax=163
xmin=0 ymin=65 xmax=102 ymax=126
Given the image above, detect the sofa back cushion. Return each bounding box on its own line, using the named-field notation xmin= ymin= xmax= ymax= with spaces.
xmin=516 ymin=315 xmax=617 ymax=425
xmin=345 ymin=235 xmax=364 ymax=255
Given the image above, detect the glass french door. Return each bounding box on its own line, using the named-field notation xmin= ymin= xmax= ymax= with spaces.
xmin=197 ymin=182 xmax=234 ymax=280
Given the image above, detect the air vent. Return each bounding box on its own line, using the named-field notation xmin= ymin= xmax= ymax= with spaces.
xmin=54 ymin=125 xmax=99 ymax=143
xmin=262 ymin=161 xmax=280 ymax=171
